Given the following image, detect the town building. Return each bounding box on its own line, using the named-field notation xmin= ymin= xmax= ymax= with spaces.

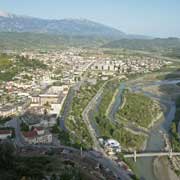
xmin=22 ymin=127 xmax=52 ymax=144
xmin=0 ymin=130 xmax=12 ymax=140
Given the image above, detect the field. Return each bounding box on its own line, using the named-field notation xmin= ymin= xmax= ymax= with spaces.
xmin=170 ymin=96 xmax=180 ymax=151
xmin=0 ymin=54 xmax=12 ymax=69
xmin=116 ymin=90 xmax=161 ymax=128
xmin=94 ymin=80 xmax=146 ymax=151
xmin=66 ymin=80 xmax=104 ymax=149
xmin=0 ymin=54 xmax=47 ymax=81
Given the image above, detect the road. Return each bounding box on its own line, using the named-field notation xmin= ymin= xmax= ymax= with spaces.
xmin=59 ymin=79 xmax=85 ymax=131
xmin=59 ymin=87 xmax=75 ymax=131
xmin=5 ymin=117 xmax=27 ymax=147
xmin=82 ymin=79 xmax=131 ymax=180
xmin=82 ymin=81 xmax=106 ymax=151
xmin=59 ymin=60 xmax=96 ymax=132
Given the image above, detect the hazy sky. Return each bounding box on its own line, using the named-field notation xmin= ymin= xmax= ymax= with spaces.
xmin=0 ymin=0 xmax=180 ymax=37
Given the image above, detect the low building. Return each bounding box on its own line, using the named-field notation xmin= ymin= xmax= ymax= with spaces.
xmin=0 ymin=130 xmax=12 ymax=140
xmin=104 ymin=139 xmax=121 ymax=153
xmin=0 ymin=106 xmax=17 ymax=117
xmin=21 ymin=112 xmax=57 ymax=128
xmin=22 ymin=128 xmax=52 ymax=144
xmin=30 ymin=85 xmax=68 ymax=116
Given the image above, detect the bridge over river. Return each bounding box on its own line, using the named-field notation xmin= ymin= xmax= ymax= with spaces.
xmin=124 ymin=149 xmax=180 ymax=162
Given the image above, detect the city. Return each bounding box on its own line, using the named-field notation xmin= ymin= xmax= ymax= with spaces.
xmin=0 ymin=1 xmax=180 ymax=180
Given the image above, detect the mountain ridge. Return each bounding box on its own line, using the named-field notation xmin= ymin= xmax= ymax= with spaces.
xmin=0 ymin=10 xmax=151 ymax=40
xmin=0 ymin=11 xmax=125 ymax=39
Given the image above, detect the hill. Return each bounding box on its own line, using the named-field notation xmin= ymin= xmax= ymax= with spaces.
xmin=102 ymin=38 xmax=180 ymax=58
xmin=0 ymin=32 xmax=111 ymax=50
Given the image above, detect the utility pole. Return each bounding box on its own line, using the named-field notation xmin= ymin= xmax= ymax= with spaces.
xmin=134 ymin=150 xmax=137 ymax=162
xmin=80 ymin=146 xmax=83 ymax=158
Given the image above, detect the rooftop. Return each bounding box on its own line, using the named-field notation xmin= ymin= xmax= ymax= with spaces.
xmin=0 ymin=130 xmax=12 ymax=135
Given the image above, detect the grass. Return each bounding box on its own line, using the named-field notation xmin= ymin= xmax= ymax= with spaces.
xmin=0 ymin=54 xmax=47 ymax=81
xmin=0 ymin=54 xmax=12 ymax=70
xmin=94 ymin=80 xmax=146 ymax=150
xmin=66 ymin=80 xmax=104 ymax=149
xmin=170 ymin=96 xmax=180 ymax=151
xmin=0 ymin=116 xmax=12 ymax=125
xmin=116 ymin=90 xmax=161 ymax=128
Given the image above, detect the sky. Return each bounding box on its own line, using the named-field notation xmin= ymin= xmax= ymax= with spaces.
xmin=0 ymin=0 xmax=180 ymax=38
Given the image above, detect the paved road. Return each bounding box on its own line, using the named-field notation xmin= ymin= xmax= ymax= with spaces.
xmin=82 ymin=79 xmax=110 ymax=151
xmin=5 ymin=118 xmax=27 ymax=147
xmin=59 ymin=87 xmax=75 ymax=131
xmin=82 ymin=79 xmax=131 ymax=180
xmin=59 ymin=60 xmax=96 ymax=131
xmin=59 ymin=80 xmax=84 ymax=131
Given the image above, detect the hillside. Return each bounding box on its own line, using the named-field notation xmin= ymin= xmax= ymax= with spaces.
xmin=0 ymin=32 xmax=110 ymax=50
xmin=102 ymin=38 xmax=180 ymax=58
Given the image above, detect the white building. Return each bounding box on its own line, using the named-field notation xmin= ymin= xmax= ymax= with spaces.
xmin=0 ymin=130 xmax=12 ymax=140
xmin=105 ymin=139 xmax=121 ymax=153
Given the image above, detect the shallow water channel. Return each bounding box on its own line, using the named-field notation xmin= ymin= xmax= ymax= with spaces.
xmin=89 ymin=78 xmax=179 ymax=180
xmin=110 ymin=79 xmax=178 ymax=180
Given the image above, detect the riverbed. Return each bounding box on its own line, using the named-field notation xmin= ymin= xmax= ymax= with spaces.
xmin=111 ymin=79 xmax=180 ymax=180
xmin=88 ymin=76 xmax=180 ymax=179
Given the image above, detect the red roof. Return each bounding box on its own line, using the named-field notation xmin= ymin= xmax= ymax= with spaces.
xmin=23 ymin=131 xmax=37 ymax=139
xmin=34 ymin=127 xmax=44 ymax=131
xmin=0 ymin=130 xmax=12 ymax=135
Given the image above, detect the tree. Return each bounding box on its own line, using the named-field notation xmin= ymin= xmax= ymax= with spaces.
xmin=60 ymin=167 xmax=82 ymax=180
xmin=43 ymin=101 xmax=51 ymax=115
xmin=50 ymin=174 xmax=59 ymax=180
xmin=0 ymin=142 xmax=15 ymax=169
xmin=20 ymin=121 xmax=29 ymax=132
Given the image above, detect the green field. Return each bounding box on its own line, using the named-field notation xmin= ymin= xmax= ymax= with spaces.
xmin=0 ymin=54 xmax=12 ymax=70
xmin=94 ymin=80 xmax=145 ymax=150
xmin=171 ymin=96 xmax=180 ymax=151
xmin=116 ymin=90 xmax=160 ymax=128
xmin=66 ymin=80 xmax=104 ymax=149
xmin=0 ymin=54 xmax=47 ymax=81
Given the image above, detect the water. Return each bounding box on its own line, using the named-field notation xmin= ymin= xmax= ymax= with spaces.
xmin=110 ymin=79 xmax=177 ymax=180
xmin=109 ymin=83 xmax=125 ymax=121
xmin=134 ymin=101 xmax=176 ymax=180
xmin=88 ymin=96 xmax=102 ymax=137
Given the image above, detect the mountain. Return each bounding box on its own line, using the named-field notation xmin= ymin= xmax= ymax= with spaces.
xmin=0 ymin=11 xmax=126 ymax=39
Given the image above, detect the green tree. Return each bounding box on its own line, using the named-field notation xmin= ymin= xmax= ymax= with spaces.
xmin=0 ymin=142 xmax=15 ymax=169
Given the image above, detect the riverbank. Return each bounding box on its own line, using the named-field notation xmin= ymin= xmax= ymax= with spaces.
xmin=154 ymin=157 xmax=179 ymax=180
xmin=148 ymin=110 xmax=164 ymax=129
xmin=106 ymin=87 xmax=119 ymax=116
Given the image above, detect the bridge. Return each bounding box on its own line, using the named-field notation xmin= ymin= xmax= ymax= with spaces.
xmin=124 ymin=149 xmax=180 ymax=162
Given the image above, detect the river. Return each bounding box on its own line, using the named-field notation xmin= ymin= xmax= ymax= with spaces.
xmin=110 ymin=79 xmax=179 ymax=180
